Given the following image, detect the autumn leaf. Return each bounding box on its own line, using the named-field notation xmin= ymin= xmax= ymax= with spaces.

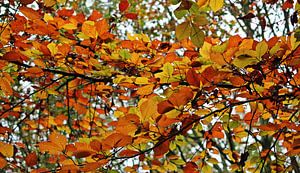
xmin=38 ymin=132 xmax=67 ymax=155
xmin=256 ymin=41 xmax=268 ymax=59
xmin=190 ymin=24 xmax=205 ymax=47
xmin=25 ymin=152 xmax=38 ymax=167
xmin=232 ymin=55 xmax=259 ymax=68
xmin=168 ymin=87 xmax=194 ymax=107
xmin=102 ymin=133 xmax=132 ymax=148
xmin=19 ymin=7 xmax=41 ymax=20
xmin=0 ymin=157 xmax=7 ymax=169
xmin=209 ymin=0 xmax=224 ymax=12
xmin=155 ymin=62 xmax=178 ymax=83
xmin=0 ymin=142 xmax=14 ymax=157
xmin=82 ymin=21 xmax=97 ymax=38
xmin=0 ymin=77 xmax=13 ymax=95
xmin=176 ymin=22 xmax=191 ymax=41
xmin=20 ymin=0 xmax=35 ymax=5
xmin=119 ymin=0 xmax=130 ymax=12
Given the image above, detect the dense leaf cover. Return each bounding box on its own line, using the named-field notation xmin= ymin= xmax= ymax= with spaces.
xmin=0 ymin=0 xmax=300 ymax=172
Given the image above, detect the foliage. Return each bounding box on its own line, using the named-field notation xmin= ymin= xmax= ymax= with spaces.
xmin=0 ymin=0 xmax=300 ymax=172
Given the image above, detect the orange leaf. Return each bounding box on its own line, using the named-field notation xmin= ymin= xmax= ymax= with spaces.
xmin=119 ymin=149 xmax=139 ymax=157
xmin=82 ymin=21 xmax=97 ymax=38
xmin=88 ymin=10 xmax=103 ymax=21
xmin=49 ymin=132 xmax=67 ymax=150
xmin=25 ymin=152 xmax=38 ymax=167
xmin=119 ymin=0 xmax=130 ymax=12
xmin=81 ymin=161 xmax=108 ymax=172
xmin=103 ymin=133 xmax=132 ymax=148
xmin=211 ymin=123 xmax=224 ymax=139
xmin=0 ymin=157 xmax=7 ymax=169
xmin=38 ymin=142 xmax=61 ymax=155
xmin=0 ymin=142 xmax=14 ymax=157
xmin=157 ymin=100 xmax=174 ymax=114
xmin=19 ymin=7 xmax=41 ymax=20
xmin=183 ymin=162 xmax=198 ymax=173
xmin=95 ymin=19 xmax=109 ymax=37
xmin=26 ymin=67 xmax=44 ymax=77
xmin=228 ymin=35 xmax=242 ymax=48
xmin=168 ymin=87 xmax=194 ymax=107
xmin=0 ymin=77 xmax=13 ymax=95
xmin=136 ymin=84 xmax=154 ymax=96
xmin=243 ymin=112 xmax=259 ymax=125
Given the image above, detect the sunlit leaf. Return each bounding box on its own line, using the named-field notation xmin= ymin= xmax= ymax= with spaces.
xmin=209 ymin=0 xmax=224 ymax=12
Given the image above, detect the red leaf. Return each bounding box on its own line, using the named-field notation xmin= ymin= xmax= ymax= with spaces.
xmin=124 ymin=13 xmax=138 ymax=20
xmin=282 ymin=0 xmax=293 ymax=10
xmin=186 ymin=69 xmax=201 ymax=87
xmin=119 ymin=149 xmax=139 ymax=157
xmin=25 ymin=152 xmax=38 ymax=167
xmin=154 ymin=140 xmax=170 ymax=158
xmin=183 ymin=162 xmax=198 ymax=173
xmin=157 ymin=100 xmax=174 ymax=114
xmin=20 ymin=0 xmax=34 ymax=5
xmin=119 ymin=0 xmax=129 ymax=12
xmin=73 ymin=150 xmax=93 ymax=159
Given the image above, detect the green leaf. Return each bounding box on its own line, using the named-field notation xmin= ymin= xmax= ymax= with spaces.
xmin=119 ymin=49 xmax=131 ymax=60
xmin=176 ymin=22 xmax=191 ymax=41
xmin=232 ymin=56 xmax=259 ymax=68
xmin=190 ymin=24 xmax=205 ymax=47
xmin=174 ymin=9 xmax=188 ymax=19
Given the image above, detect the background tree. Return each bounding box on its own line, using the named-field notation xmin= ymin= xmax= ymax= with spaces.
xmin=0 ymin=0 xmax=300 ymax=172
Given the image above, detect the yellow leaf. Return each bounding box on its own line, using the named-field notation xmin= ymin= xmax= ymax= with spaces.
xmin=0 ymin=142 xmax=14 ymax=157
xmin=165 ymin=109 xmax=181 ymax=118
xmin=135 ymin=77 xmax=149 ymax=85
xmin=209 ymin=0 xmax=224 ymax=12
xmin=154 ymin=62 xmax=174 ymax=83
xmin=256 ymin=41 xmax=268 ymax=59
xmin=62 ymin=23 xmax=77 ymax=30
xmin=43 ymin=13 xmax=54 ymax=22
xmin=200 ymin=41 xmax=212 ymax=59
xmin=47 ymin=42 xmax=58 ymax=56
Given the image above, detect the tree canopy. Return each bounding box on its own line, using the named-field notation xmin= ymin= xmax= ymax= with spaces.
xmin=0 ymin=0 xmax=300 ymax=172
